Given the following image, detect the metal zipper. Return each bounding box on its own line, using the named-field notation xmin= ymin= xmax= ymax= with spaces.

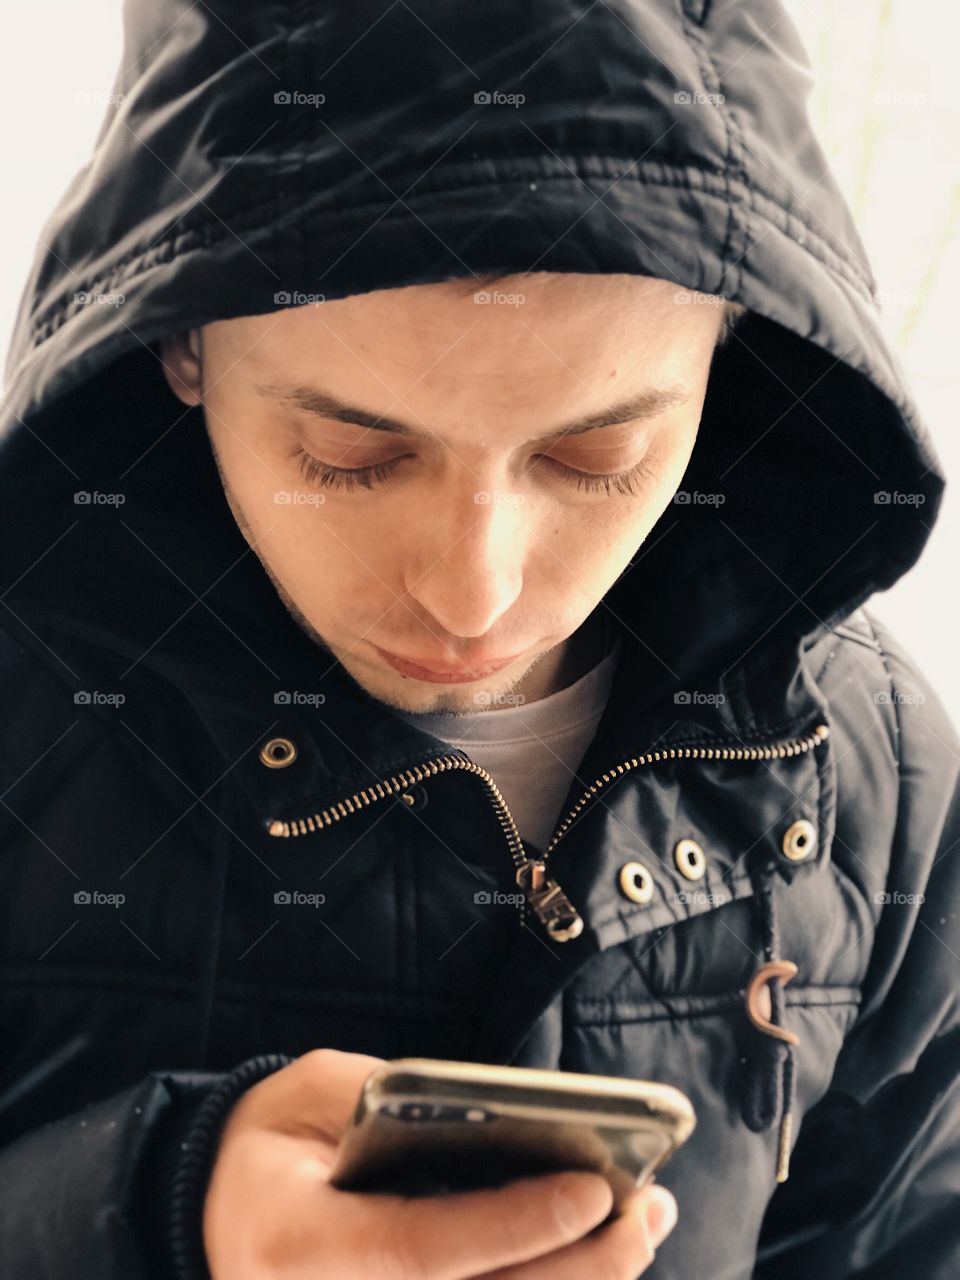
xmin=266 ymin=722 xmax=830 ymax=942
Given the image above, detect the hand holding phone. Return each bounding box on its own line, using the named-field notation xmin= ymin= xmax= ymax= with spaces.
xmin=329 ymin=1057 xmax=695 ymax=1218
xmin=202 ymin=1048 xmax=682 ymax=1279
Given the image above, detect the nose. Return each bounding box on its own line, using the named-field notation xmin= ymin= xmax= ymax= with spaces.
xmin=404 ymin=479 xmax=524 ymax=638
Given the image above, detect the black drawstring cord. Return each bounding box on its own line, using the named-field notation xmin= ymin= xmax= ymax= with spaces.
xmin=195 ymin=776 xmax=232 ymax=1069
xmin=740 ymin=863 xmax=798 ymax=1183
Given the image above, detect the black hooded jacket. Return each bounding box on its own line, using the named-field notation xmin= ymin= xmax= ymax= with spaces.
xmin=0 ymin=2 xmax=957 ymax=1277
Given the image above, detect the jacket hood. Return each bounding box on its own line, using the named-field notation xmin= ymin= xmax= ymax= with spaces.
xmin=0 ymin=0 xmax=946 ymax=765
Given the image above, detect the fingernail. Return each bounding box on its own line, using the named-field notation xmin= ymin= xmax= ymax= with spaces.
xmin=553 ymin=1174 xmax=614 ymax=1234
xmin=644 ymin=1186 xmax=678 ymax=1244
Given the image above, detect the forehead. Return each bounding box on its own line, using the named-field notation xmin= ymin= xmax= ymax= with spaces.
xmin=219 ymin=274 xmax=722 ymax=414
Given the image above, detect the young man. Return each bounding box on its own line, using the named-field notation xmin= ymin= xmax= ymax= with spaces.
xmin=0 ymin=3 xmax=956 ymax=1279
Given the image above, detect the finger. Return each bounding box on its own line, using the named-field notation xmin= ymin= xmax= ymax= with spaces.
xmin=247 ymin=1047 xmax=389 ymax=1142
xmin=343 ymin=1170 xmax=615 ymax=1280
xmin=470 ymin=1183 xmax=678 ymax=1280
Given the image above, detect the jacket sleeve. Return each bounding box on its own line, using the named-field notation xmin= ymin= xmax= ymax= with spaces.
xmin=0 ymin=1054 xmax=293 ymax=1280
xmin=754 ymin=615 xmax=960 ymax=1279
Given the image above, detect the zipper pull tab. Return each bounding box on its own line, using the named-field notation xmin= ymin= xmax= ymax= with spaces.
xmin=515 ymin=860 xmax=584 ymax=942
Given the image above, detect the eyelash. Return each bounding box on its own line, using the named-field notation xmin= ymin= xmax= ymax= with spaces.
xmin=289 ymin=446 xmax=656 ymax=497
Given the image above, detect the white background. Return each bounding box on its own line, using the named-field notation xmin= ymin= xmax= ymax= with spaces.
xmin=0 ymin=1 xmax=957 ymax=726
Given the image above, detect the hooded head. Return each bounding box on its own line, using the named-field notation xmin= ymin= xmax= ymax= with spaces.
xmin=0 ymin=0 xmax=945 ymax=747
xmin=153 ymin=274 xmax=745 ymax=714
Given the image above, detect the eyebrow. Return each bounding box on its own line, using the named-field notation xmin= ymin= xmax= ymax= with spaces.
xmin=256 ymin=382 xmax=690 ymax=445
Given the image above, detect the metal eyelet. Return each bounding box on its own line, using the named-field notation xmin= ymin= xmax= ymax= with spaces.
xmin=619 ymin=861 xmax=654 ymax=905
xmin=400 ymin=785 xmax=429 ymax=812
xmin=782 ymin=818 xmax=817 ymax=861
xmin=674 ymin=838 xmax=707 ymax=881
xmin=259 ymin=737 xmax=298 ymax=769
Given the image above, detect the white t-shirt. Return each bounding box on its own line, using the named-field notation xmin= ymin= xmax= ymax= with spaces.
xmin=394 ymin=631 xmax=623 ymax=851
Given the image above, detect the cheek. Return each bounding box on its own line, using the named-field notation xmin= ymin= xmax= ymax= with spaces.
xmin=551 ymin=467 xmax=684 ymax=602
xmin=259 ymin=488 xmax=397 ymax=615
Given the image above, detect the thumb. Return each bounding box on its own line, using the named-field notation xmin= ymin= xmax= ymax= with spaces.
xmin=245 ymin=1048 xmax=389 ymax=1143
xmin=642 ymin=1184 xmax=679 ymax=1250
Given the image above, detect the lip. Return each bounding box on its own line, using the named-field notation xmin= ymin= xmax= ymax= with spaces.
xmin=371 ymin=644 xmax=523 ymax=683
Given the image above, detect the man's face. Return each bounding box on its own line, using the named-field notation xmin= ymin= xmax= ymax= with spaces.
xmin=160 ymin=273 xmax=724 ymax=714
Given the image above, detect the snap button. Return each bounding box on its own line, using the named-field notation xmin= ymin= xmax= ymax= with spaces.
xmin=782 ymin=818 xmax=817 ymax=861
xmin=674 ymin=838 xmax=707 ymax=880
xmin=400 ymin=784 xmax=429 ymax=812
xmin=259 ymin=737 xmax=298 ymax=769
xmin=619 ymin=861 xmax=654 ymax=905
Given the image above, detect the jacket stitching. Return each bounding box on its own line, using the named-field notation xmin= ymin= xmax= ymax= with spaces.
xmin=813 ymin=642 xmax=840 ymax=685
xmin=863 ymin=611 xmax=902 ymax=776
xmin=568 ymin=988 xmax=862 ymax=1027
xmin=676 ymin=1 xmax=737 ymax=285
xmin=23 ymin=160 xmax=874 ymax=348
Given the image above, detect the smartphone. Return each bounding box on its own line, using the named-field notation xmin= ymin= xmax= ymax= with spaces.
xmin=327 ymin=1057 xmax=695 ymax=1221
